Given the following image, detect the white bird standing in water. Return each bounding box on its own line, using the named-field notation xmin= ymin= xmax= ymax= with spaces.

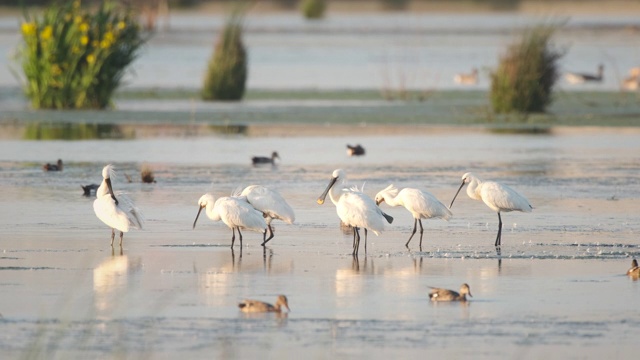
xmin=193 ymin=193 xmax=267 ymax=248
xmin=93 ymin=164 xmax=143 ymax=247
xmin=450 ymin=172 xmax=532 ymax=247
xmin=238 ymin=185 xmax=295 ymax=245
xmin=317 ymin=169 xmax=393 ymax=256
xmin=375 ymin=185 xmax=452 ymax=248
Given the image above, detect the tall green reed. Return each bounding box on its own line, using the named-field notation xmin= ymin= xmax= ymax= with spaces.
xmin=17 ymin=1 xmax=146 ymax=109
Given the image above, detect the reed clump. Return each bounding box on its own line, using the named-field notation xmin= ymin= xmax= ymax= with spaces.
xmin=16 ymin=1 xmax=146 ymax=109
xmin=202 ymin=9 xmax=247 ymax=101
xmin=301 ymin=0 xmax=326 ymax=19
xmin=490 ymin=23 xmax=564 ymax=114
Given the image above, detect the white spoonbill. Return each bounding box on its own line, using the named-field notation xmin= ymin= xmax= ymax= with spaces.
xmin=375 ymin=185 xmax=452 ymax=248
xmin=317 ymin=169 xmax=393 ymax=256
xmin=193 ymin=193 xmax=267 ymax=248
xmin=93 ymin=164 xmax=144 ymax=247
xmin=450 ymin=172 xmax=532 ymax=247
xmin=238 ymin=185 xmax=295 ymax=245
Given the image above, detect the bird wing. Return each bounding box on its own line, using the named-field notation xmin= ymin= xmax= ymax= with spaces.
xmin=243 ymin=186 xmax=295 ymax=224
xmin=481 ymin=181 xmax=532 ymax=213
xmin=338 ymin=191 xmax=385 ymax=234
xmin=216 ymin=197 xmax=267 ymax=233
xmin=114 ymin=192 xmax=144 ymax=229
xmin=402 ymin=188 xmax=453 ymax=220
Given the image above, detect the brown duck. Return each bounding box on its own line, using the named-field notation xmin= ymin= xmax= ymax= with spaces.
xmin=429 ymin=283 xmax=472 ymax=302
xmin=238 ymin=295 xmax=290 ymax=313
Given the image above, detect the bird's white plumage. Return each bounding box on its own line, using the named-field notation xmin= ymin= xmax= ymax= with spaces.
xmin=240 ymin=185 xmax=295 ymax=225
xmin=93 ymin=164 xmax=143 ymax=233
xmin=198 ymin=193 xmax=267 ymax=233
xmin=375 ymin=185 xmax=452 ymax=221
xmin=323 ymin=169 xmax=388 ymax=235
xmin=462 ymin=173 xmax=532 ymax=213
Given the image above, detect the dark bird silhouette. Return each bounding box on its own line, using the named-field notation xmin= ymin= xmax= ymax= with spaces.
xmin=43 ymin=159 xmax=63 ymax=171
xmin=346 ymin=144 xmax=365 ymax=156
xmin=81 ymin=184 xmax=100 ymax=197
xmin=252 ymin=151 xmax=280 ymax=165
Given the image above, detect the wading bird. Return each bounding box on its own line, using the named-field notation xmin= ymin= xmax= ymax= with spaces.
xmin=43 ymin=159 xmax=63 ymax=171
xmin=238 ymin=185 xmax=295 ymax=245
xmin=429 ymin=283 xmax=472 ymax=302
xmin=193 ymin=193 xmax=267 ymax=248
xmin=450 ymin=172 xmax=532 ymax=247
xmin=565 ymin=64 xmax=604 ymax=84
xmin=375 ymin=184 xmax=452 ymax=248
xmin=317 ymin=169 xmax=393 ymax=256
xmin=238 ymin=294 xmax=290 ymax=313
xmin=252 ymin=151 xmax=280 ymax=166
xmin=93 ymin=165 xmax=144 ymax=247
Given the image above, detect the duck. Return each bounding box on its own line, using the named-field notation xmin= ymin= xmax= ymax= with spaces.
xmin=621 ymin=67 xmax=640 ymax=91
xmin=238 ymin=295 xmax=290 ymax=313
xmin=627 ymin=259 xmax=639 ymax=277
xmin=346 ymin=144 xmax=365 ymax=156
xmin=43 ymin=159 xmax=63 ymax=171
xmin=565 ymin=64 xmax=604 ymax=84
xmin=252 ymin=151 xmax=280 ymax=166
xmin=81 ymin=184 xmax=100 ymax=197
xmin=429 ymin=283 xmax=472 ymax=302
xmin=454 ymin=68 xmax=478 ymax=85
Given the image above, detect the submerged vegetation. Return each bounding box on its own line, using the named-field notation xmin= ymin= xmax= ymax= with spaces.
xmin=490 ymin=23 xmax=564 ymax=114
xmin=16 ymin=1 xmax=146 ymax=109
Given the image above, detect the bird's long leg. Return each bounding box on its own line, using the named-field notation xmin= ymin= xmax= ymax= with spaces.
xmin=110 ymin=228 xmax=115 ymax=247
xmin=262 ymin=225 xmax=275 ymax=246
xmin=406 ymin=218 xmax=418 ymax=247
xmin=352 ymin=226 xmax=357 ymax=252
xmin=495 ymin=212 xmax=503 ymax=247
xmin=364 ymin=228 xmax=368 ymax=254
xmin=119 ymin=231 xmax=124 ymax=247
xmin=238 ymin=228 xmax=244 ymax=248
xmin=353 ymin=227 xmax=361 ymax=256
xmin=231 ymin=228 xmax=236 ymax=248
xmin=418 ymin=219 xmax=424 ymax=250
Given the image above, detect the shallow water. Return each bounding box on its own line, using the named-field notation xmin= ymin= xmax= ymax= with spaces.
xmin=1 ymin=12 xmax=640 ymax=92
xmin=0 ymin=128 xmax=639 ymax=358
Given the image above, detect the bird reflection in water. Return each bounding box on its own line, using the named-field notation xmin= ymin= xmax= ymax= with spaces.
xmin=93 ymin=252 xmax=142 ymax=318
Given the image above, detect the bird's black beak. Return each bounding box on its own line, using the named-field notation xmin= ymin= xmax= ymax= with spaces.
xmin=193 ymin=205 xmax=204 ymax=229
xmin=106 ymin=178 xmax=118 ymax=205
xmin=450 ymin=180 xmax=465 ymax=208
xmin=317 ymin=177 xmax=338 ymax=205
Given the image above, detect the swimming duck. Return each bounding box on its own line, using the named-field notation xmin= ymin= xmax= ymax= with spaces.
xmin=565 ymin=64 xmax=604 ymax=84
xmin=238 ymin=295 xmax=290 ymax=313
xmin=429 ymin=283 xmax=472 ymax=302
xmin=346 ymin=144 xmax=365 ymax=156
xmin=252 ymin=151 xmax=280 ymax=165
xmin=627 ymin=259 xmax=639 ymax=277
xmin=43 ymin=159 xmax=63 ymax=171
xmin=454 ymin=68 xmax=478 ymax=85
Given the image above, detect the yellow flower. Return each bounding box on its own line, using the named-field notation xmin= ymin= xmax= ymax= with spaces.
xmin=79 ymin=23 xmax=89 ymax=32
xmin=75 ymin=16 xmax=83 ymax=24
xmin=86 ymin=54 xmax=95 ymax=64
xmin=117 ymin=21 xmax=126 ymax=30
xmin=21 ymin=22 xmax=36 ymax=36
xmin=51 ymin=64 xmax=62 ymax=76
xmin=100 ymin=40 xmax=110 ymax=49
xmin=80 ymin=35 xmax=89 ymax=45
xmin=41 ymin=26 xmax=53 ymax=41
xmin=73 ymin=0 xmax=80 ymax=8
